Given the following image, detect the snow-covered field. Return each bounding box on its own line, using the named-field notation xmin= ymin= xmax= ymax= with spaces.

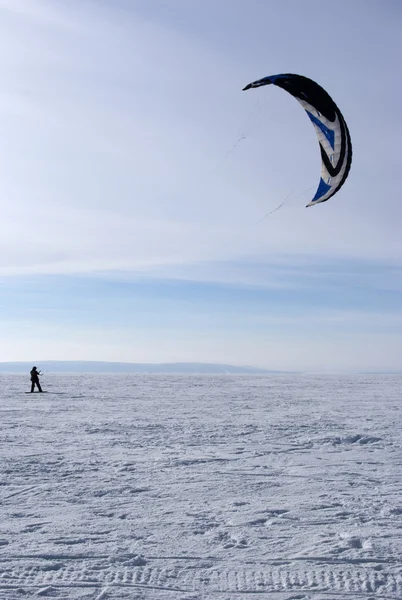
xmin=1 ymin=373 xmax=401 ymax=600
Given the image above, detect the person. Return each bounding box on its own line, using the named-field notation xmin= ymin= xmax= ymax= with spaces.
xmin=30 ymin=366 xmax=43 ymax=393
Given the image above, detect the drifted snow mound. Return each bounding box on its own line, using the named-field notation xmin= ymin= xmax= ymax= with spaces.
xmin=317 ymin=434 xmax=382 ymax=446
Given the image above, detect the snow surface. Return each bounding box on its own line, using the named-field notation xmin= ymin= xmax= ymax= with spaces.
xmin=0 ymin=373 xmax=401 ymax=599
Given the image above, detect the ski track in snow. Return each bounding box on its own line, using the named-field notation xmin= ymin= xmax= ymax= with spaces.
xmin=0 ymin=373 xmax=401 ymax=599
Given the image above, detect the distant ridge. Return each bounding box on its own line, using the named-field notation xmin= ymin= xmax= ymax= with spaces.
xmin=0 ymin=361 xmax=285 ymax=374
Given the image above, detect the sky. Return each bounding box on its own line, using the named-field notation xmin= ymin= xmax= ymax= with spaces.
xmin=0 ymin=0 xmax=401 ymax=371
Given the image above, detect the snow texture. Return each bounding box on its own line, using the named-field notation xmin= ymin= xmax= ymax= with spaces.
xmin=1 ymin=373 xmax=401 ymax=599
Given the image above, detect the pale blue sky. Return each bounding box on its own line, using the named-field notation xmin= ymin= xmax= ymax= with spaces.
xmin=0 ymin=0 xmax=401 ymax=370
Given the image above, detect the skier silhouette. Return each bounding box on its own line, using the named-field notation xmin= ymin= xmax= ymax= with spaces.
xmin=30 ymin=366 xmax=43 ymax=393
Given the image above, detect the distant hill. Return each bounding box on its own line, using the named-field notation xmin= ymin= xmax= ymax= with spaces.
xmin=0 ymin=361 xmax=284 ymax=374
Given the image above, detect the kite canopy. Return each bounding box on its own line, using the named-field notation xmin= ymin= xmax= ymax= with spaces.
xmin=243 ymin=74 xmax=352 ymax=207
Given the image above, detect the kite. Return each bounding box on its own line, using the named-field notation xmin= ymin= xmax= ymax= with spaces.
xmin=243 ymin=74 xmax=352 ymax=207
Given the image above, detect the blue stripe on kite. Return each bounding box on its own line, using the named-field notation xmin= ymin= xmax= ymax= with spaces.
xmin=266 ymin=74 xmax=287 ymax=83
xmin=312 ymin=178 xmax=332 ymax=202
xmin=306 ymin=111 xmax=335 ymax=150
xmin=252 ymin=74 xmax=288 ymax=86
